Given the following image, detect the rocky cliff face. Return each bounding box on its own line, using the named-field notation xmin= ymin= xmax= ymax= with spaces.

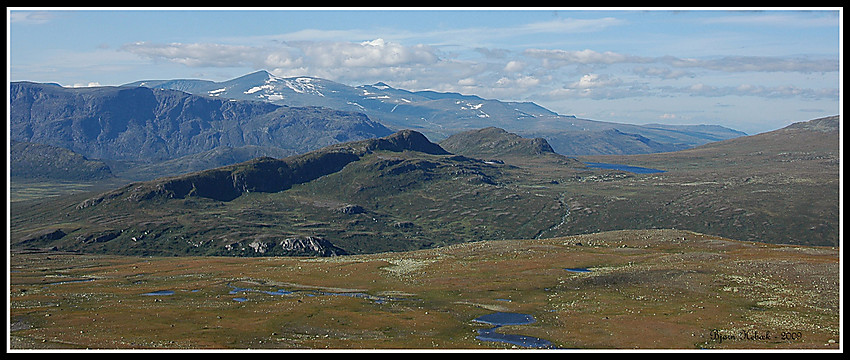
xmin=232 ymin=236 xmax=348 ymax=257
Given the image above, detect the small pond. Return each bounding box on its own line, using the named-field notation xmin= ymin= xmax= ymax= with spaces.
xmin=472 ymin=312 xmax=555 ymax=349
xmin=141 ymin=290 xmax=175 ymax=296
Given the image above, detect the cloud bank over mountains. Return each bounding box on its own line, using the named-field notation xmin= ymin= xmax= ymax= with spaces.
xmin=10 ymin=9 xmax=840 ymax=134
xmin=122 ymin=38 xmax=838 ymax=102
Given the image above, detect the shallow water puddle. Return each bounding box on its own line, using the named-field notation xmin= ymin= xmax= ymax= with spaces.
xmin=141 ymin=290 xmax=175 ymax=296
xmin=226 ymin=283 xmax=407 ymax=304
xmin=136 ymin=282 xmax=412 ymax=304
xmin=46 ymin=278 xmax=96 ymax=286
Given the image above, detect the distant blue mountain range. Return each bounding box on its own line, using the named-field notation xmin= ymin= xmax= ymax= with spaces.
xmin=123 ymin=70 xmax=747 ymax=155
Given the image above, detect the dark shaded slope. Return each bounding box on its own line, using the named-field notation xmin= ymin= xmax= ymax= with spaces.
xmin=10 ymin=140 xmax=115 ymax=181
xmin=440 ymin=127 xmax=554 ymax=157
xmin=571 ymin=115 xmax=840 ymax=247
xmin=440 ymin=127 xmax=584 ymax=167
xmin=109 ymin=145 xmax=297 ymax=181
xmin=10 ymin=129 xmax=574 ymax=256
xmin=77 ymin=130 xmax=448 ymax=206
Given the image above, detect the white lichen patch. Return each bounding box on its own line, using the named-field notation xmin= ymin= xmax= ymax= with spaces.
xmin=379 ymin=258 xmax=437 ymax=275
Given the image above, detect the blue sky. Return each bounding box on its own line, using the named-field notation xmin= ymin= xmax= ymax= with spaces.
xmin=7 ymin=7 xmax=842 ymax=134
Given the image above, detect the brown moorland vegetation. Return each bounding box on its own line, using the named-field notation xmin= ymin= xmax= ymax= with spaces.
xmin=9 ymin=229 xmax=839 ymax=350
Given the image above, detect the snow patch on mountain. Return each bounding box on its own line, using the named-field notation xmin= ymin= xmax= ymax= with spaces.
xmin=245 ymin=84 xmax=272 ymax=95
xmin=283 ymin=77 xmax=324 ymax=97
xmin=457 ymin=100 xmax=489 ymax=118
xmin=208 ymin=88 xmax=227 ymax=96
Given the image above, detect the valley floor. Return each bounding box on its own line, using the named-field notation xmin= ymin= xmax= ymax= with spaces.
xmin=8 ymin=229 xmax=840 ymax=351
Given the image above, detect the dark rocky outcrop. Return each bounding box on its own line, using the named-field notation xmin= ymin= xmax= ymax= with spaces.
xmin=277 ymin=236 xmax=349 ymax=256
xmin=224 ymin=236 xmax=348 ymax=257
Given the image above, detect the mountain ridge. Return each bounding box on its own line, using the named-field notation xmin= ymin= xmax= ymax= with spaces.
xmin=9 ymin=81 xmax=394 ymax=163
xmin=121 ymin=70 xmax=747 ymax=155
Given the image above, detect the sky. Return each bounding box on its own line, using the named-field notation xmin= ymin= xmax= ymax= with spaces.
xmin=7 ymin=7 xmax=842 ymax=135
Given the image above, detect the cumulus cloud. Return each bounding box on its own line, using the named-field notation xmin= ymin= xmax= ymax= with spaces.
xmin=503 ymin=60 xmax=526 ymax=73
xmin=457 ymin=77 xmax=477 ymax=86
xmin=495 ymin=75 xmax=541 ymax=89
xmin=298 ymin=38 xmax=438 ymax=68
xmin=570 ymin=73 xmax=622 ymax=89
xmin=537 ymin=73 xmax=654 ymax=100
xmin=122 ymin=38 xmax=441 ymax=82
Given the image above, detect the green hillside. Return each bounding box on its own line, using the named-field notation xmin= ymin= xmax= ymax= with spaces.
xmin=9 ymin=130 xmax=583 ymax=256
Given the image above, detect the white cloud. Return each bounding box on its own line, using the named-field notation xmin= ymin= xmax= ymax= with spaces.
xmin=122 ymin=42 xmax=266 ymax=68
xmin=524 ymin=48 xmax=837 ymax=73
xmin=570 ymin=73 xmax=621 ymax=89
xmin=70 ymin=82 xmax=102 ymax=88
xmin=116 ymin=35 xmax=838 ymax=107
xmin=457 ymin=77 xmax=477 ymax=86
xmin=495 ymin=75 xmax=540 ymax=89
xmin=122 ymin=39 xmax=439 ymax=71
xmin=9 ymin=11 xmax=55 ymax=24
xmin=525 ymin=48 xmax=649 ymax=65
xmin=298 ymin=38 xmax=439 ymax=68
xmin=503 ymin=60 xmax=526 ymax=73
xmin=536 ymin=74 xmax=653 ymax=101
